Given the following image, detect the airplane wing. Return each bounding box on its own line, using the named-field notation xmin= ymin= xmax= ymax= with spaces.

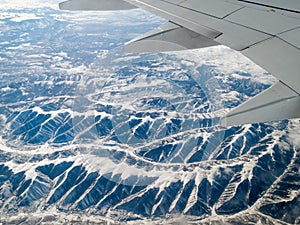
xmin=59 ymin=0 xmax=300 ymax=127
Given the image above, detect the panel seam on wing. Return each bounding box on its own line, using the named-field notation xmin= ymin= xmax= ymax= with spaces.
xmin=237 ymin=0 xmax=300 ymax=14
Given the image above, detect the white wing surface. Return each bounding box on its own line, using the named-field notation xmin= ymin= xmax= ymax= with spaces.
xmin=59 ymin=0 xmax=300 ymax=126
xmin=59 ymin=0 xmax=136 ymax=10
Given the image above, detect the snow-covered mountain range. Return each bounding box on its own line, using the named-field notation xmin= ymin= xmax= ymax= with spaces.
xmin=0 ymin=2 xmax=299 ymax=224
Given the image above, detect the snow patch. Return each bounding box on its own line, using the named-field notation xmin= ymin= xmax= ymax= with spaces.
xmin=288 ymin=120 xmax=300 ymax=147
xmin=10 ymin=13 xmax=42 ymax=22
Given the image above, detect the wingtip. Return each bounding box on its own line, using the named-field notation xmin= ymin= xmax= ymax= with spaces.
xmin=58 ymin=2 xmax=64 ymax=10
xmin=58 ymin=1 xmax=70 ymax=10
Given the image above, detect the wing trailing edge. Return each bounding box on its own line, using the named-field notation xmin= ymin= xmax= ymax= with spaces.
xmin=125 ymin=22 xmax=219 ymax=53
xmin=220 ymin=82 xmax=300 ymax=127
xmin=59 ymin=0 xmax=136 ymax=11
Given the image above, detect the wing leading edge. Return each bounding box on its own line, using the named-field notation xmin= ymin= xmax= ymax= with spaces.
xmin=59 ymin=0 xmax=300 ymax=126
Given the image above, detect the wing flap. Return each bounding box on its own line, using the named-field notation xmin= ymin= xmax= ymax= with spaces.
xmin=125 ymin=22 xmax=219 ymax=53
xmin=59 ymin=0 xmax=136 ymax=11
xmin=220 ymin=82 xmax=300 ymax=126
